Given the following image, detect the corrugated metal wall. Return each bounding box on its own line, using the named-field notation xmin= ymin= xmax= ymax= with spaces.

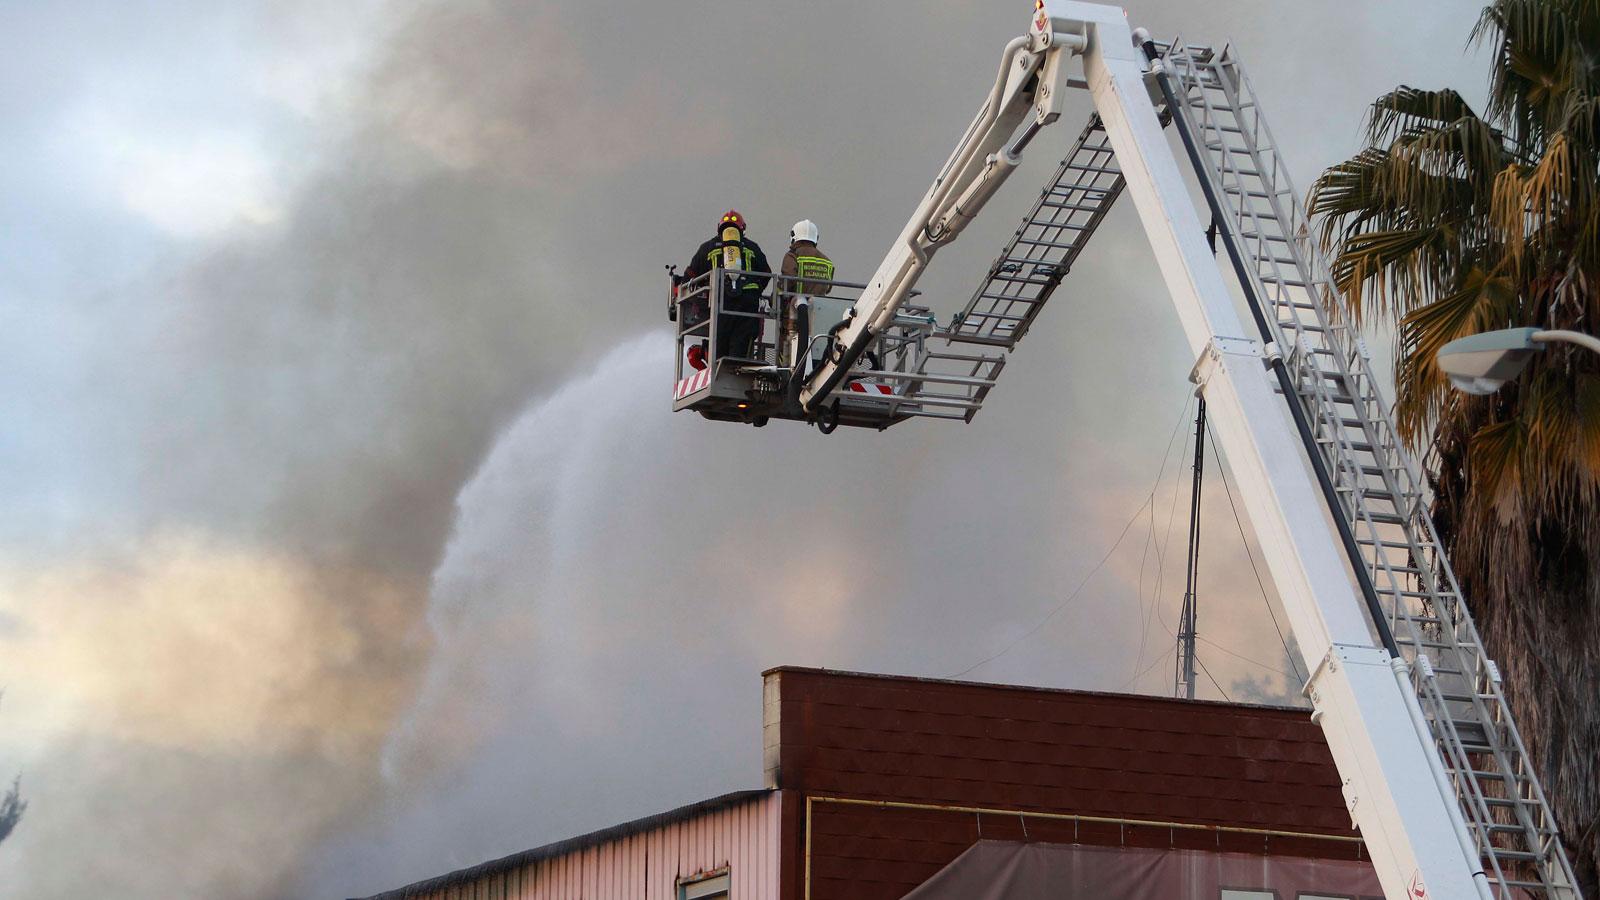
xmin=403 ymin=792 xmax=784 ymax=900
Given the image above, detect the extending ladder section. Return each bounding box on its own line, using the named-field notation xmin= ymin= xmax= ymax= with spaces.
xmin=1162 ymin=41 xmax=1580 ymax=899
xmin=949 ymin=115 xmax=1126 ymax=348
xmin=913 ymin=114 xmax=1125 ymax=423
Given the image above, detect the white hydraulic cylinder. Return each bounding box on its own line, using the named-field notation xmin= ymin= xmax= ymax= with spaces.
xmin=1055 ymin=3 xmax=1491 ymax=898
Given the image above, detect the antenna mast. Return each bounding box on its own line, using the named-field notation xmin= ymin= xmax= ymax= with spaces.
xmin=1175 ymin=398 xmax=1205 ymax=700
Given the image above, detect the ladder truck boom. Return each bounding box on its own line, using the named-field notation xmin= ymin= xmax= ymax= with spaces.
xmin=671 ymin=5 xmax=1583 ymax=897
xmin=1072 ymin=9 xmax=1491 ymax=895
xmin=798 ymin=10 xmax=1085 ymax=413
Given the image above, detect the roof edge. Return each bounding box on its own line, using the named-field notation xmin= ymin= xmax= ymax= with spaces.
xmin=350 ymin=788 xmax=774 ymax=900
xmin=760 ymin=666 xmax=1307 ymax=715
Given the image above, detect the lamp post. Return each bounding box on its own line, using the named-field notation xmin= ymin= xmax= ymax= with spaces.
xmin=1435 ymin=328 xmax=1600 ymax=395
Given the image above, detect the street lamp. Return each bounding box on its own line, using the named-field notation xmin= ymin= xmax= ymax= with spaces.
xmin=1436 ymin=327 xmax=1600 ymax=395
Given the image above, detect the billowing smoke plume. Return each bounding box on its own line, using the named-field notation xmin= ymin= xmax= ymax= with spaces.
xmin=0 ymin=0 xmax=1486 ymax=897
xmin=296 ymin=331 xmax=1306 ymax=896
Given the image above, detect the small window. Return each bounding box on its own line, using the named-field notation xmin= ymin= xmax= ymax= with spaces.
xmin=679 ymin=871 xmax=730 ymax=900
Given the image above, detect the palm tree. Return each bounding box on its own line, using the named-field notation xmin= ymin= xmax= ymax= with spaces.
xmin=0 ymin=776 xmax=23 ymax=846
xmin=1309 ymin=0 xmax=1599 ymax=894
xmin=0 ymin=693 xmax=19 ymax=847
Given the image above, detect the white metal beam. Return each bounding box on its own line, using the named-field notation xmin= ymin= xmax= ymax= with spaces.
xmin=1054 ymin=3 xmax=1491 ymax=897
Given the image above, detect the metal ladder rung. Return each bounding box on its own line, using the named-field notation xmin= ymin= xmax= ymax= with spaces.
xmin=959 ymin=310 xmax=1029 ymax=322
xmin=974 ymin=291 xmax=1042 ymax=304
xmin=1039 ymin=199 xmax=1110 ymax=212
xmin=1328 ymin=409 xmax=1380 ymax=428
xmin=1243 ymin=230 xmax=1292 ymax=243
xmin=987 ymin=273 xmax=1055 ymax=287
xmin=1205 ymin=142 xmax=1256 ymax=157
xmin=1439 ymin=690 xmax=1493 ymax=703
xmin=1468 ymin=767 xmax=1529 ymax=782
xmin=1223 ymin=184 xmax=1291 ymax=199
xmin=1274 ymin=383 xmax=1351 ymax=403
xmin=1021 ymin=217 xmax=1091 ymax=233
xmin=922 ymin=351 xmax=1005 ymax=364
xmin=1365 ymin=540 xmax=1428 ymax=554
xmin=1014 ymin=236 xmax=1084 ymax=250
xmin=1483 ymin=848 xmax=1543 ymax=862
xmin=1190 ymin=98 xmax=1255 ymax=111
xmin=1362 ymin=464 xmax=1403 ymax=482
xmin=995 ymin=258 xmax=1063 ymax=274
xmin=877 ymin=395 xmax=983 ymax=411
xmin=1395 ymin=588 xmax=1457 ymax=599
xmin=912 ymin=388 xmax=989 ymax=402
xmin=1304 ymin=368 xmax=1351 ymax=383
xmin=1478 ymin=796 xmax=1527 ymax=809
xmin=943 ymin=332 xmax=1017 ymax=348
xmin=900 ymin=407 xmax=971 ymax=421
xmin=1406 ymin=637 xmax=1468 ymax=651
xmin=1047 ymin=184 xmax=1112 ymax=199
xmin=1336 ymin=485 xmax=1396 ymax=502
xmin=1316 ymin=436 xmax=1373 ymax=453
xmin=870 ymin=369 xmax=992 ymax=387
xmin=1498 ymin=879 xmax=1564 ymax=892
xmin=1442 ymin=721 xmax=1496 ymax=750
xmin=1278 ymin=321 xmax=1328 ymax=333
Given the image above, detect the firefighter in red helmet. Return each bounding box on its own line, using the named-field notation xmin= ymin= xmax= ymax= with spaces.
xmin=684 ymin=210 xmax=771 ymax=365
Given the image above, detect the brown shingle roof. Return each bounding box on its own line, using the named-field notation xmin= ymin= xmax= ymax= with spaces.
xmin=765 ymin=666 xmax=1346 ymax=834
xmin=766 ymin=667 xmax=1360 ymax=900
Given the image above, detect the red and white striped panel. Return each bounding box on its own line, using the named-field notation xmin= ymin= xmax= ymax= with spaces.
xmin=846 ymin=380 xmax=897 ymax=396
xmin=674 ymin=368 xmax=711 ymax=400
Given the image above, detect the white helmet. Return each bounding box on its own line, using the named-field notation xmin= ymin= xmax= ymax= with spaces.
xmin=790 ymin=219 xmax=819 ymax=244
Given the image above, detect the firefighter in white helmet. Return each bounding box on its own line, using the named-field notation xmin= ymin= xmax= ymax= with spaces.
xmin=781 ymin=219 xmax=834 ymax=297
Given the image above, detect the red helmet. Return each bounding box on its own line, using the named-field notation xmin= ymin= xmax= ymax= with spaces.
xmin=719 ymin=209 xmax=747 ymax=232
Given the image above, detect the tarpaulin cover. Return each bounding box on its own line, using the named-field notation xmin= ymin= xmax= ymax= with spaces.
xmin=901 ymin=840 xmax=1383 ymax=900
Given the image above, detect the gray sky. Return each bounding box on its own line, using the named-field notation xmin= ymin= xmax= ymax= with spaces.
xmin=0 ymin=1 xmax=1489 ymax=898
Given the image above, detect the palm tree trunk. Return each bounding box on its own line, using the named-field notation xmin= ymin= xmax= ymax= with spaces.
xmin=1434 ymin=428 xmax=1600 ymax=898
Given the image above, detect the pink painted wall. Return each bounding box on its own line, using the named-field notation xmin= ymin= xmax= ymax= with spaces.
xmin=405 ymin=792 xmax=784 ymax=900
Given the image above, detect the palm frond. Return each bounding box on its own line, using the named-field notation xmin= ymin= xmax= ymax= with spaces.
xmin=1470 ymin=417 xmax=1529 ymax=522
xmin=1394 ymin=269 xmax=1519 ymax=439
xmin=1576 ymin=374 xmax=1600 ymax=483
xmin=1366 ymin=87 xmax=1484 ymax=143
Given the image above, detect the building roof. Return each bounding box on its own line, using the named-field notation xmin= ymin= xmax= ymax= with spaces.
xmin=354 ymin=667 xmax=1351 ymax=900
xmin=761 ymin=664 xmax=1304 ymax=713
xmin=350 ymin=789 xmax=773 ymax=900
xmin=765 ymin=665 xmax=1343 ymax=834
xmin=766 ymin=667 xmax=1355 ymax=900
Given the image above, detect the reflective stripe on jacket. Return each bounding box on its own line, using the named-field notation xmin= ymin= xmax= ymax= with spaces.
xmin=781 ymin=241 xmax=834 ymax=296
xmin=685 ymin=235 xmax=771 ymax=295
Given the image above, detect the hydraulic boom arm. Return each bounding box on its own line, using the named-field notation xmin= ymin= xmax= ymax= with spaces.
xmin=798 ymin=8 xmax=1087 ymax=412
